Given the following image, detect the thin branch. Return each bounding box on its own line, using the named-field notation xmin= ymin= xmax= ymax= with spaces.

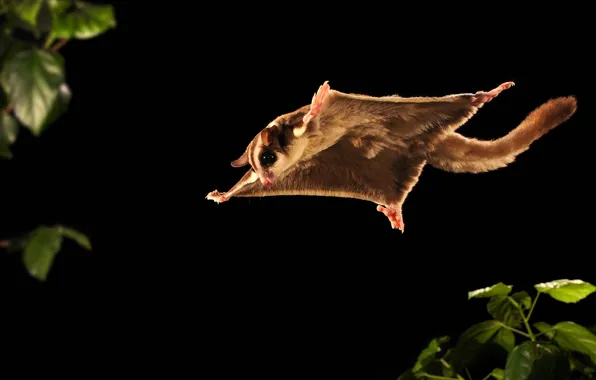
xmin=419 ymin=373 xmax=460 ymax=380
xmin=50 ymin=39 xmax=69 ymax=53
xmin=507 ymin=296 xmax=536 ymax=341
xmin=519 ymin=306 xmax=536 ymax=341
xmin=440 ymin=359 xmax=466 ymax=380
xmin=498 ymin=322 xmax=532 ymax=339
xmin=526 ymin=292 xmax=540 ymax=322
xmin=535 ymin=327 xmax=555 ymax=339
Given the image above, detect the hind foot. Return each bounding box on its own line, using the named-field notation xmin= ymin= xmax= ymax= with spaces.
xmin=470 ymin=81 xmax=515 ymax=106
xmin=377 ymin=204 xmax=405 ymax=232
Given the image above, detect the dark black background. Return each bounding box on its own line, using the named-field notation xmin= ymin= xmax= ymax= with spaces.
xmin=1 ymin=2 xmax=594 ymax=378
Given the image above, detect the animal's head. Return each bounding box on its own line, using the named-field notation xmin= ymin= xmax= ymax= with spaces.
xmin=230 ymin=105 xmax=310 ymax=187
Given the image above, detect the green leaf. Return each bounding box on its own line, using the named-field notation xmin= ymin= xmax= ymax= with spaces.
xmin=495 ymin=328 xmax=516 ymax=353
xmin=491 ymin=368 xmax=504 ymax=380
xmin=0 ymin=33 xmax=33 ymax=73
xmin=535 ymin=279 xmax=596 ymax=303
xmin=484 ymin=291 xmax=531 ymax=331
xmin=0 ymin=113 xmax=18 ymax=158
xmin=534 ymin=322 xmax=556 ymax=340
xmin=551 ymin=322 xmax=596 ymax=367
xmin=57 ymin=225 xmax=91 ymax=250
xmin=0 ymin=113 xmax=19 ymax=143
xmin=396 ymin=369 xmax=417 ymax=380
xmin=456 ymin=320 xmax=515 ymax=357
xmin=450 ymin=320 xmax=516 ymax=375
xmin=12 ymin=0 xmax=44 ymax=27
xmin=528 ymin=344 xmax=570 ymax=380
xmin=459 ymin=320 xmax=505 ymax=345
xmin=3 ymin=1 xmax=52 ymax=37
xmin=48 ymin=0 xmax=72 ymax=16
xmin=33 ymin=0 xmax=55 ymax=35
xmin=438 ymin=348 xmax=456 ymax=377
xmin=569 ymin=353 xmax=596 ymax=376
xmin=22 ymin=226 xmax=63 ymax=281
xmin=468 ymin=282 xmax=512 ymax=299
xmin=441 ymin=364 xmax=455 ymax=378
xmin=0 ymin=34 xmax=32 ymax=59
xmin=37 ymin=82 xmax=71 ymax=132
xmin=487 ymin=296 xmax=524 ymax=328
xmin=512 ymin=291 xmax=532 ymax=310
xmin=0 ymin=47 xmax=65 ymax=134
xmin=50 ymin=1 xmax=116 ymax=40
xmin=43 ymin=0 xmax=73 ymax=47
xmin=504 ymin=341 xmax=536 ymax=380
xmin=412 ymin=336 xmax=450 ymax=373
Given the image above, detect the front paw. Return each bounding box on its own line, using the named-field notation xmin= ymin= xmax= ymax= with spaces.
xmin=206 ymin=190 xmax=228 ymax=204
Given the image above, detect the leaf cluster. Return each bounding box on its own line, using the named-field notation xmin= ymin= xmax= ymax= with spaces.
xmin=0 ymin=0 xmax=116 ymax=280
xmin=1 ymin=0 xmax=116 ymax=156
xmin=398 ymin=279 xmax=596 ymax=380
xmin=7 ymin=224 xmax=91 ymax=280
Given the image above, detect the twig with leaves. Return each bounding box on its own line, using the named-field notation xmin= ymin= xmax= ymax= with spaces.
xmin=398 ymin=279 xmax=596 ymax=380
xmin=0 ymin=0 xmax=117 ymax=281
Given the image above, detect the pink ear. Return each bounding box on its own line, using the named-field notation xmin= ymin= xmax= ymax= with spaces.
xmin=261 ymin=127 xmax=279 ymax=146
xmin=260 ymin=129 xmax=274 ymax=146
xmin=231 ymin=151 xmax=248 ymax=167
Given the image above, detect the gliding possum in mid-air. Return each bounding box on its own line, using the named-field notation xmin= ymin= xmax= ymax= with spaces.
xmin=206 ymin=81 xmax=577 ymax=231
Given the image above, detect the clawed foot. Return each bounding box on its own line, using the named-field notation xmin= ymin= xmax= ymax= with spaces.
xmin=206 ymin=190 xmax=228 ymax=204
xmin=303 ymin=81 xmax=331 ymax=125
xmin=377 ymin=205 xmax=405 ymax=232
xmin=470 ymin=81 xmax=514 ymax=106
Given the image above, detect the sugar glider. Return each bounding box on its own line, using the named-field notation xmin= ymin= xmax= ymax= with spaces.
xmin=206 ymin=81 xmax=577 ymax=232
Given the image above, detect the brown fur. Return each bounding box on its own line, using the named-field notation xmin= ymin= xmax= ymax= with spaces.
xmin=427 ymin=96 xmax=578 ymax=173
xmin=207 ymin=82 xmax=578 ymax=229
xmin=224 ymin=86 xmax=506 ymax=205
xmin=233 ymin=137 xmax=406 ymax=204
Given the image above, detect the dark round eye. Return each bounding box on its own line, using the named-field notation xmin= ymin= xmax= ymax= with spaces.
xmin=259 ymin=151 xmax=277 ymax=167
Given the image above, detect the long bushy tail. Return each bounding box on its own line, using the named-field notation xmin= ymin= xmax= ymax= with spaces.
xmin=426 ymin=96 xmax=578 ymax=173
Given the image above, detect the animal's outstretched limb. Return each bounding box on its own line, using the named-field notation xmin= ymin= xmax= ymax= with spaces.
xmin=470 ymin=81 xmax=515 ymax=106
xmin=377 ymin=204 xmax=405 ymax=232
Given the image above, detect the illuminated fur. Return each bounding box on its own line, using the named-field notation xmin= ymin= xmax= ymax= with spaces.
xmin=207 ymin=82 xmax=577 ymax=231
